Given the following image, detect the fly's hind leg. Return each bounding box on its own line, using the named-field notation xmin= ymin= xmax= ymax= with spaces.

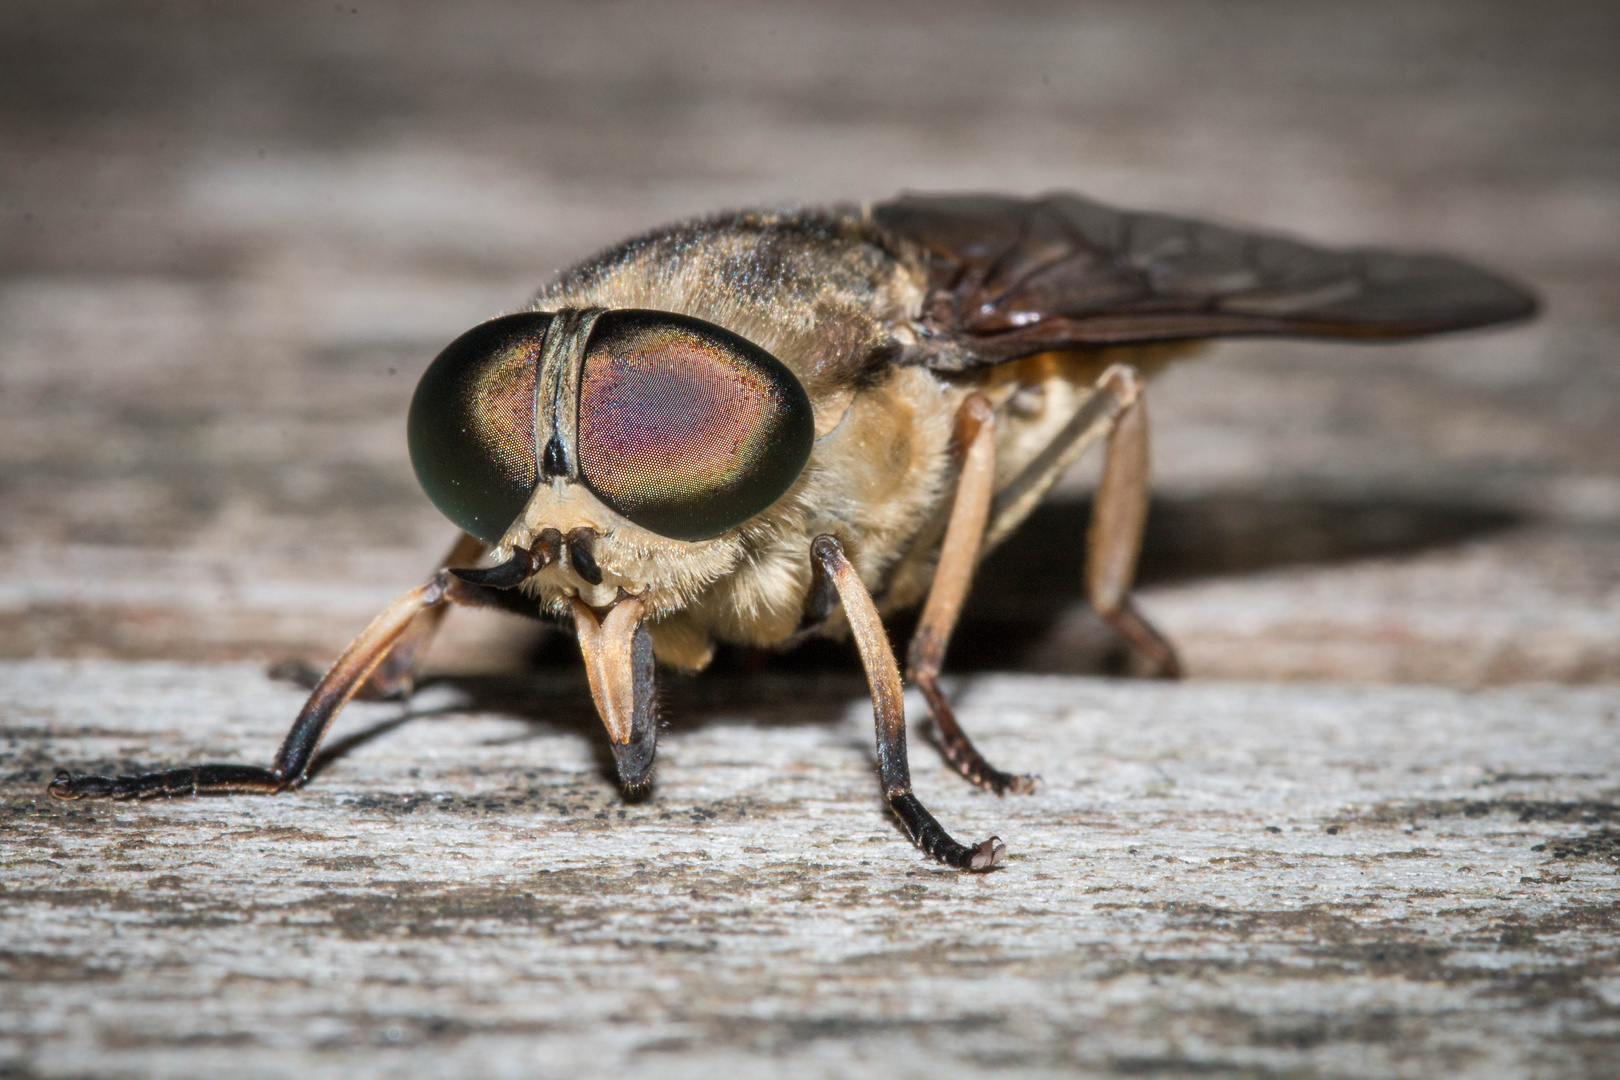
xmin=1086 ymin=366 xmax=1181 ymax=678
xmin=48 ymin=543 xmax=548 ymax=802
xmin=907 ymin=392 xmax=1037 ymax=796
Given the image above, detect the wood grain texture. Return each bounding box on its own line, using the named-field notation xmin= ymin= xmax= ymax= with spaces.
xmin=4 ymin=661 xmax=1618 ymax=1077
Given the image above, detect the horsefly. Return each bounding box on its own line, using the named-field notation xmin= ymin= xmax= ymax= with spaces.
xmin=50 ymin=192 xmax=1536 ymax=871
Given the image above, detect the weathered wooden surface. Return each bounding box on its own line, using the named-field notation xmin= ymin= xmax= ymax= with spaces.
xmin=3 ymin=2 xmax=1619 ymax=1077
xmin=4 ymin=662 xmax=1619 ymax=1078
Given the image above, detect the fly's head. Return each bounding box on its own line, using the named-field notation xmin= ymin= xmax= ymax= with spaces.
xmin=409 ymin=307 xmax=816 ymax=608
xmin=406 ymin=307 xmax=816 ymax=790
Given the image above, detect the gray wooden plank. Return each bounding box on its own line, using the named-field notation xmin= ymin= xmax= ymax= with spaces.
xmin=4 ymin=661 xmax=1618 ymax=1077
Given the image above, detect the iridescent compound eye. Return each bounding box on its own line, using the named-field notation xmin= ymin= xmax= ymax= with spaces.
xmin=576 ymin=311 xmax=814 ymax=541
xmin=407 ymin=312 xmax=548 ymax=544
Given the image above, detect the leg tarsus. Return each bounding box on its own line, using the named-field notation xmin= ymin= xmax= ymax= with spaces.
xmin=47 ymin=556 xmax=512 ymax=804
xmin=1100 ymin=595 xmax=1182 ymax=679
xmin=49 ymin=764 xmax=285 ymax=800
xmin=812 ymin=534 xmax=1009 ymax=872
xmin=907 ymin=392 xmax=1036 ymax=796
xmin=888 ymin=791 xmax=1007 ymax=871
xmin=917 ymin=677 xmax=1038 ymax=796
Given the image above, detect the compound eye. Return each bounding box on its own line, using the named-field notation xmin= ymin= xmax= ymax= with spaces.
xmin=408 ymin=312 xmax=548 ymax=544
xmin=577 ymin=311 xmax=813 ymax=541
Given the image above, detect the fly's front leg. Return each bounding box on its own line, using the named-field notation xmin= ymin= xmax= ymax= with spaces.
xmin=48 ymin=551 xmax=539 ymax=802
xmin=813 ymin=535 xmax=1006 ymax=871
xmin=1087 ymin=365 xmax=1181 ymax=678
xmin=354 ymin=531 xmax=486 ymax=699
xmin=907 ymin=393 xmax=1037 ymax=795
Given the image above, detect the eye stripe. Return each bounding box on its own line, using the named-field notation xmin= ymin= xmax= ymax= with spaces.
xmin=534 ymin=307 xmax=603 ymax=481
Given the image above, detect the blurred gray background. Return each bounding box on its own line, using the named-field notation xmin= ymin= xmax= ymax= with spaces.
xmin=1 ymin=0 xmax=1616 ymax=683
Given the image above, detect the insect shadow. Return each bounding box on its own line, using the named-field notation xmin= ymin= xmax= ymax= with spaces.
xmin=948 ymin=488 xmax=1523 ymax=673
xmin=708 ymin=486 xmax=1522 ymax=677
xmin=290 ymin=485 xmax=1519 ymax=789
xmin=293 ymin=663 xmax=874 ymax=794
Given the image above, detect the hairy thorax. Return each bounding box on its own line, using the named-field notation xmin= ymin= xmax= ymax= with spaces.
xmin=494 ymin=207 xmax=1194 ymax=671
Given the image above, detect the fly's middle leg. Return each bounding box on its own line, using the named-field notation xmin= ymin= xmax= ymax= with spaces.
xmin=813 ymin=535 xmax=1006 ymax=872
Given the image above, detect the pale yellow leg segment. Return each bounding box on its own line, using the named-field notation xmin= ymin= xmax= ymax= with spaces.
xmin=357 ymin=531 xmax=487 ymax=698
xmin=1085 ymin=366 xmax=1182 ymax=678
xmin=907 ymin=393 xmax=1037 ymax=795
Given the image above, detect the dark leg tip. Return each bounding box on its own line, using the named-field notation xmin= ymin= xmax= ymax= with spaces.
xmin=1000 ymin=773 xmax=1041 ymax=796
xmin=963 ymin=764 xmax=1040 ymax=796
xmin=1106 ymin=597 xmax=1183 ymax=680
xmin=889 ymin=790 xmax=1010 ymax=872
xmin=919 ymin=682 xmax=1039 ymax=797
xmin=353 ymin=672 xmax=417 ymax=702
xmin=266 ymin=658 xmax=325 ymax=691
xmin=48 ymin=770 xmax=108 ymax=800
xmin=969 ymin=837 xmax=1008 ymax=872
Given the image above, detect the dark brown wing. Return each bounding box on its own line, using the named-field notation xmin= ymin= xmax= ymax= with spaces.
xmin=871 ymin=192 xmax=1538 ymax=370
